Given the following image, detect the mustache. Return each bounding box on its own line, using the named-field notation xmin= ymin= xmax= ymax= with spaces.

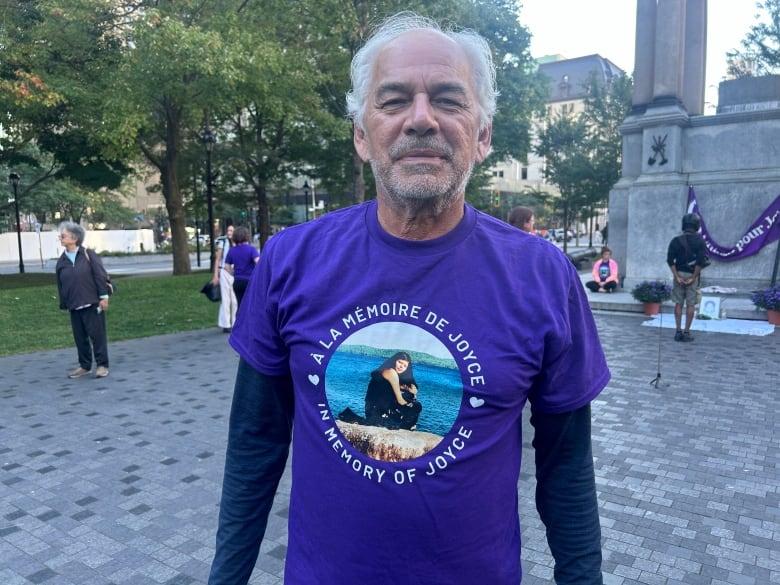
xmin=390 ymin=138 xmax=453 ymax=161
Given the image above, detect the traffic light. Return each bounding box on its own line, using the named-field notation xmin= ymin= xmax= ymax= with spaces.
xmin=493 ymin=190 xmax=501 ymax=208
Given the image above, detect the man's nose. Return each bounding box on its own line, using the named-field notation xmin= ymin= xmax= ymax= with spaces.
xmin=404 ymin=94 xmax=439 ymax=135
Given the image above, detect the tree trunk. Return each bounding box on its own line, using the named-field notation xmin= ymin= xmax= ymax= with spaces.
xmin=256 ymin=186 xmax=270 ymax=250
xmin=159 ymin=101 xmax=191 ymax=275
xmin=161 ymin=163 xmax=190 ymax=275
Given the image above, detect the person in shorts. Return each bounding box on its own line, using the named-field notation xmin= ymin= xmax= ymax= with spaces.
xmin=667 ymin=213 xmax=708 ymax=341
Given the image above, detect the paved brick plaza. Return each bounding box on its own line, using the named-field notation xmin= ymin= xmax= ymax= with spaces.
xmin=1 ymin=311 xmax=778 ymax=584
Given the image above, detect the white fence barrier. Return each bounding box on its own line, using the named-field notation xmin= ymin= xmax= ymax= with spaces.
xmin=0 ymin=229 xmax=156 ymax=264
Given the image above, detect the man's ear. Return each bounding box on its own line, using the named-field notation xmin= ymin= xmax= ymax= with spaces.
xmin=353 ymin=123 xmax=371 ymax=162
xmin=475 ymin=124 xmax=493 ymax=164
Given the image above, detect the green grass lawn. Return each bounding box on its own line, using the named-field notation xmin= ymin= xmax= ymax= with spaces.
xmin=0 ymin=271 xmax=219 ymax=357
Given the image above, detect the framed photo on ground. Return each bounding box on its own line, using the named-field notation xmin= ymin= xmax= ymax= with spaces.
xmin=700 ymin=296 xmax=721 ymax=319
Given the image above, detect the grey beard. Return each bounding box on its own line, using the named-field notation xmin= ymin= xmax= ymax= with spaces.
xmin=371 ymin=160 xmax=474 ymax=216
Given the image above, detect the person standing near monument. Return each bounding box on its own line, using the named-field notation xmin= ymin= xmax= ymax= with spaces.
xmin=208 ymin=12 xmax=609 ymax=585
xmin=667 ymin=213 xmax=708 ymax=341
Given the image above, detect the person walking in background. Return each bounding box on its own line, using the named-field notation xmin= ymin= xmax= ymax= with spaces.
xmin=209 ymin=12 xmax=608 ymax=585
xmin=585 ymin=246 xmax=619 ymax=293
xmin=667 ymin=213 xmax=708 ymax=342
xmin=211 ymin=224 xmax=237 ymax=333
xmin=508 ymin=205 xmax=536 ymax=234
xmin=55 ymin=221 xmax=111 ymax=379
xmin=223 ymin=225 xmax=259 ymax=308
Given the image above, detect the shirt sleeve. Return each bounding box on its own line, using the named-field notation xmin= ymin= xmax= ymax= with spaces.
xmin=87 ymin=249 xmax=112 ymax=298
xmin=532 ymin=404 xmax=603 ymax=584
xmin=229 ymin=238 xmax=291 ymax=376
xmin=529 ymin=259 xmax=610 ymax=414
xmin=208 ymin=359 xmax=294 ymax=585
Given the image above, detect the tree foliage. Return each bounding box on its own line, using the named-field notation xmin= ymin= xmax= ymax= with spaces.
xmin=535 ymin=72 xmax=632 ymax=249
xmin=0 ymin=1 xmax=132 ymax=190
xmin=2 ymin=0 xmax=547 ymax=265
xmin=727 ymin=0 xmax=780 ymax=77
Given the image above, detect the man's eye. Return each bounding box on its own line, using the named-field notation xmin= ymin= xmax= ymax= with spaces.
xmin=381 ymin=98 xmax=407 ymax=108
xmin=436 ymin=98 xmax=463 ymax=108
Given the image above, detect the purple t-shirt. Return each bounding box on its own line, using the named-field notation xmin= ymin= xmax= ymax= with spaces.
xmin=224 ymin=243 xmax=259 ymax=281
xmin=230 ymin=201 xmax=610 ymax=584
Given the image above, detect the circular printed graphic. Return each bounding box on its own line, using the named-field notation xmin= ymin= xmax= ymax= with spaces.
xmin=325 ymin=322 xmax=463 ymax=462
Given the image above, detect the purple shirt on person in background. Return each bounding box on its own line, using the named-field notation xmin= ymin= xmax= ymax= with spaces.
xmin=224 ymin=243 xmax=259 ymax=281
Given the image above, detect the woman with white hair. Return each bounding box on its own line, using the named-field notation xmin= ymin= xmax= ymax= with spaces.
xmin=55 ymin=221 xmax=111 ymax=378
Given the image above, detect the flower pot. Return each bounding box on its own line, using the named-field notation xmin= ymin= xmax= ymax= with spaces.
xmin=643 ymin=302 xmax=661 ymax=316
xmin=767 ymin=309 xmax=780 ymax=325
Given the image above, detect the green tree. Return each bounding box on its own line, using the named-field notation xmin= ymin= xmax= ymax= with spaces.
xmin=466 ymin=0 xmax=549 ymax=166
xmin=535 ymin=71 xmax=631 ymax=249
xmin=534 ymin=112 xmax=590 ymax=252
xmin=0 ymin=1 xmax=132 ymax=190
xmin=111 ymin=2 xmax=250 ymax=274
xmin=209 ymin=2 xmax=347 ymax=248
xmin=2 ymin=0 xmax=546 ymax=259
xmin=578 ymin=72 xmax=632 ymax=245
xmin=727 ymin=0 xmax=780 ymax=77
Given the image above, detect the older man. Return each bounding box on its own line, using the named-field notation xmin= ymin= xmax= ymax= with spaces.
xmin=209 ymin=13 xmax=609 ymax=585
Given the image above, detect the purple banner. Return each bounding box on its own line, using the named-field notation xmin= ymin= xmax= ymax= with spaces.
xmin=688 ymin=186 xmax=780 ymax=262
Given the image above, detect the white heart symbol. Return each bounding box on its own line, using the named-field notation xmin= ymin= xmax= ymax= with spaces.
xmin=469 ymin=396 xmax=485 ymax=408
xmin=308 ymin=374 xmax=320 ymax=386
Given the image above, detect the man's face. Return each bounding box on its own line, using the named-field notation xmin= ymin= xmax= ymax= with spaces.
xmin=227 ymin=226 xmax=234 ymax=239
xmin=353 ymin=30 xmax=491 ymax=212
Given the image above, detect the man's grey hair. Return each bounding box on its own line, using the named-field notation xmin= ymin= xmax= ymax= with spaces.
xmin=58 ymin=221 xmax=85 ymax=246
xmin=346 ymin=12 xmax=497 ymax=132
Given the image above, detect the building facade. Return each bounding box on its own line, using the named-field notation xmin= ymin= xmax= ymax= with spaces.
xmin=489 ymin=54 xmax=626 ymax=223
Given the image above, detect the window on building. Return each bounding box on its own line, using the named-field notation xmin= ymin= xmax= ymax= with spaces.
xmin=521 ymin=167 xmax=528 ymax=180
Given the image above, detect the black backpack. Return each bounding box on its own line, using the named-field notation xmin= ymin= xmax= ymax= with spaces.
xmin=677 ymin=234 xmax=711 ymax=269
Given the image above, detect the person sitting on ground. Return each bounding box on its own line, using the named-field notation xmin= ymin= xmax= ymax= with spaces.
xmin=585 ymin=247 xmax=619 ymax=293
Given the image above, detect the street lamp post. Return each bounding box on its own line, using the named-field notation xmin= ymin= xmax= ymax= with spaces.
xmin=8 ymin=172 xmax=24 ymax=274
xmin=202 ymin=127 xmax=216 ymax=272
xmin=303 ymin=181 xmax=310 ymax=222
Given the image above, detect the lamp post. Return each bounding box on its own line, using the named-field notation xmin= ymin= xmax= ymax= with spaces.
xmin=8 ymin=172 xmax=24 ymax=274
xmin=202 ymin=127 xmax=216 ymax=272
xmin=303 ymin=181 xmax=310 ymax=222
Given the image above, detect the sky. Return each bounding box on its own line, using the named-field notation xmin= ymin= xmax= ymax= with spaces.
xmin=519 ymin=0 xmax=761 ymax=113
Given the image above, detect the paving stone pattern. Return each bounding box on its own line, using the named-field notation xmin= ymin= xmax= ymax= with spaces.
xmin=1 ymin=313 xmax=778 ymax=584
